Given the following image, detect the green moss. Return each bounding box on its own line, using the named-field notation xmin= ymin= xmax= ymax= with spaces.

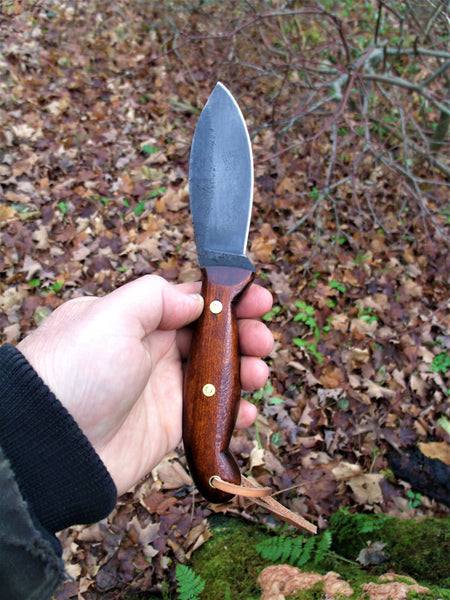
xmin=408 ymin=587 xmax=450 ymax=600
xmin=329 ymin=510 xmax=450 ymax=587
xmin=286 ymin=582 xmax=325 ymax=599
xmin=190 ymin=515 xmax=270 ymax=600
xmin=126 ymin=512 xmax=450 ymax=599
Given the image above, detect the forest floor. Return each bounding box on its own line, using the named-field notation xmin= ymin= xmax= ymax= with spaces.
xmin=0 ymin=1 xmax=449 ymax=598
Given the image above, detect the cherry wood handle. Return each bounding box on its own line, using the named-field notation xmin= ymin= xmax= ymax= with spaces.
xmin=183 ymin=265 xmax=255 ymax=503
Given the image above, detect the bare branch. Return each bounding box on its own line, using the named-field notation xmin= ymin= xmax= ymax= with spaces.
xmin=361 ymin=72 xmax=450 ymax=116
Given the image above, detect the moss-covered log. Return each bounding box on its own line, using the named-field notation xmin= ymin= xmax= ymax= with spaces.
xmin=329 ymin=510 xmax=450 ymax=587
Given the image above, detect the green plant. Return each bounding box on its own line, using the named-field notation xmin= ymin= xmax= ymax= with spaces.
xmin=439 ymin=205 xmax=450 ymax=226
xmin=369 ymin=447 xmax=381 ymax=473
xmin=438 ymin=416 xmax=450 ymax=435
xmin=293 ymin=338 xmax=324 ymax=363
xmin=406 ymin=490 xmax=422 ymax=509
xmin=148 ymin=187 xmax=167 ymax=199
xmin=337 ymin=396 xmax=350 ymax=411
xmin=357 ymin=305 xmax=378 ymax=324
xmin=141 ymin=143 xmax=159 ymax=155
xmin=293 ymin=301 xmax=320 ymax=340
xmin=134 ymin=199 xmax=146 ymax=216
xmin=51 ymin=280 xmax=64 ymax=293
xmin=291 ymin=301 xmax=326 ymax=363
xmin=93 ymin=195 xmax=110 ymax=206
xmin=430 ymin=351 xmax=450 ymax=375
xmin=329 ymin=280 xmax=346 ymax=294
xmin=255 ymin=530 xmax=332 ymax=567
xmin=263 ymin=304 xmax=283 ymax=322
xmin=176 ymin=564 xmax=205 ymax=600
xmin=58 ymin=200 xmax=69 ymax=214
xmin=250 ymin=381 xmax=284 ymax=406
xmin=354 ymin=251 xmax=371 ymax=264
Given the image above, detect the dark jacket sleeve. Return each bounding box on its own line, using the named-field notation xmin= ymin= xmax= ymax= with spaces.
xmin=0 ymin=344 xmax=117 ymax=600
xmin=0 ymin=445 xmax=63 ymax=600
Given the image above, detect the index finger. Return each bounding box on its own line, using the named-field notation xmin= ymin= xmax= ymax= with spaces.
xmin=236 ymin=283 xmax=273 ymax=319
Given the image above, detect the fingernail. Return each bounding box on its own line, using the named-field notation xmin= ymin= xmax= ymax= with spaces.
xmin=190 ymin=293 xmax=204 ymax=305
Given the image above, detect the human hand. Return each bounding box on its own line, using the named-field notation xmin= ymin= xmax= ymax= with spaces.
xmin=18 ymin=275 xmax=273 ymax=495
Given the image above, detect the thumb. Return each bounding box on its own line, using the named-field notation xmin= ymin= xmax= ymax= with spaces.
xmin=159 ymin=284 xmax=204 ymax=331
xmin=94 ymin=275 xmax=204 ymax=335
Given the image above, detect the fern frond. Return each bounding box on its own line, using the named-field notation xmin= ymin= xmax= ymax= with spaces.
xmin=255 ymin=535 xmax=291 ymax=562
xmin=256 ymin=534 xmax=309 ymax=566
xmin=314 ymin=530 xmax=332 ymax=565
xmin=297 ymin=536 xmax=316 ymax=566
xmin=289 ymin=537 xmax=306 ymax=565
xmin=255 ymin=530 xmax=333 ymax=569
xmin=176 ymin=564 xmax=206 ymax=600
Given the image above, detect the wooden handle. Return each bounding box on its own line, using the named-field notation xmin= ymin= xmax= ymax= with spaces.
xmin=182 ymin=265 xmax=255 ymax=503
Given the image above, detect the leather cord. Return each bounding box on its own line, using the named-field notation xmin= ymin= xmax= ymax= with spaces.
xmin=210 ymin=475 xmax=272 ymax=497
xmin=209 ymin=474 xmax=317 ymax=535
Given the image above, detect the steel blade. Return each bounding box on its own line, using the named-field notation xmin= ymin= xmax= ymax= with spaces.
xmin=189 ymin=82 xmax=254 ymax=271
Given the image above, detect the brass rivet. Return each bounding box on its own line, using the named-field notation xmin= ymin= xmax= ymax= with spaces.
xmin=209 ymin=300 xmax=223 ymax=314
xmin=202 ymin=383 xmax=216 ymax=397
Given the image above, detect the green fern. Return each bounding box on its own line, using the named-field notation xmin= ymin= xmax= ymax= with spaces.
xmin=297 ymin=536 xmax=316 ymax=566
xmin=256 ymin=534 xmax=301 ymax=564
xmin=314 ymin=530 xmax=332 ymax=565
xmin=255 ymin=531 xmax=332 ymax=568
xmin=176 ymin=564 xmax=206 ymax=600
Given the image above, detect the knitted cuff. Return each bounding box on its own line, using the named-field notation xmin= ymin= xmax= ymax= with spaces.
xmin=0 ymin=344 xmax=117 ymax=534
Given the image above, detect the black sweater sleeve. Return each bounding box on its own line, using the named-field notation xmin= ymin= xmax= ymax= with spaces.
xmin=0 ymin=344 xmax=117 ymax=596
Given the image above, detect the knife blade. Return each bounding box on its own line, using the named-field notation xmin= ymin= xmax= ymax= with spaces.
xmin=183 ymin=82 xmax=255 ymax=503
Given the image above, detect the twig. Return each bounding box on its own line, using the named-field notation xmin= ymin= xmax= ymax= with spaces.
xmin=368 ymin=117 xmax=450 ymax=178
xmin=286 ymin=177 xmax=351 ymax=235
xmin=361 ymin=73 xmax=450 ymax=116
xmin=373 ymin=298 xmax=450 ymax=343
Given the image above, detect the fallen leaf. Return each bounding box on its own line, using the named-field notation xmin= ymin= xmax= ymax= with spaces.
xmin=152 ymin=455 xmax=193 ymax=490
xmin=330 ymin=313 xmax=349 ymax=333
xmin=161 ymin=184 xmax=188 ymax=211
xmin=0 ymin=205 xmax=17 ymax=222
xmin=343 ymin=347 xmax=370 ymax=371
xmin=21 ymin=255 xmax=42 ymax=279
xmin=364 ymin=379 xmax=396 ymax=399
xmin=2 ymin=323 xmax=21 ymax=343
xmin=138 ymin=236 xmax=163 ymax=261
xmin=46 ymin=96 xmax=70 ymax=116
xmin=332 ymin=461 xmax=362 ymax=481
xmin=320 ymin=366 xmax=345 ymax=388
xmin=250 ymin=440 xmax=266 ymax=469
xmin=347 ymin=474 xmax=384 ymax=504
xmin=357 ymin=541 xmax=388 ymax=566
xmin=127 ymin=516 xmax=160 ymax=561
xmin=251 ymin=235 xmax=277 ymax=262
xmin=418 ymin=441 xmax=450 ymax=466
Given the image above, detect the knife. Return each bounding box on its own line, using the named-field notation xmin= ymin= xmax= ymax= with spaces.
xmin=182 ymin=82 xmax=255 ymax=504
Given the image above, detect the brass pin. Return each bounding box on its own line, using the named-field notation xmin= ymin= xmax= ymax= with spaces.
xmin=209 ymin=300 xmax=223 ymax=314
xmin=202 ymin=383 xmax=216 ymax=397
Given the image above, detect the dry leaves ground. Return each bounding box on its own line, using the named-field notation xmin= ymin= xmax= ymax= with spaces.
xmin=1 ymin=1 xmax=449 ymax=598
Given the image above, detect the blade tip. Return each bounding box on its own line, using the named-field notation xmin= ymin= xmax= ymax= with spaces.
xmin=215 ymin=81 xmax=231 ymax=96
